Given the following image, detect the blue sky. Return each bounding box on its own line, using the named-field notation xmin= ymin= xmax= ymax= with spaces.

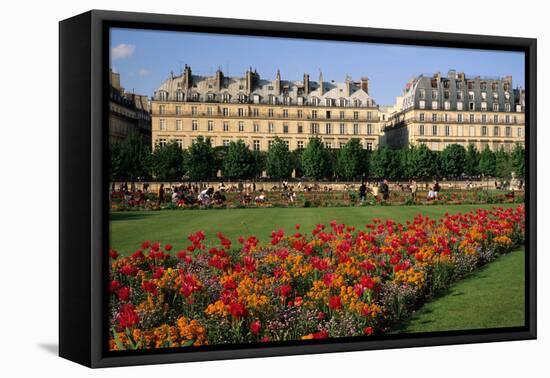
xmin=110 ymin=28 xmax=525 ymax=105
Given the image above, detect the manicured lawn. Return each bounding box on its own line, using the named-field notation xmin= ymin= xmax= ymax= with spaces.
xmin=395 ymin=248 xmax=525 ymax=333
xmin=110 ymin=204 xmax=515 ymax=255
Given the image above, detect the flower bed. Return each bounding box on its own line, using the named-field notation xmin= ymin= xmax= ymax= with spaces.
xmin=108 ymin=205 xmax=525 ymax=350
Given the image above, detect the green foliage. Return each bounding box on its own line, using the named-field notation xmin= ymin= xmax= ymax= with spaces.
xmin=184 ymin=136 xmax=216 ymax=181
xmin=110 ymin=132 xmax=151 ymax=181
xmin=222 ymin=140 xmax=256 ymax=179
xmin=291 ymin=149 xmax=304 ymax=178
xmin=494 ymin=147 xmax=512 ymax=179
xmin=150 ymin=141 xmax=185 ymax=181
xmin=478 ymin=145 xmax=496 ymax=177
xmin=511 ymin=144 xmax=525 ymax=178
xmin=405 ymin=144 xmax=438 ymax=179
xmin=464 ymin=143 xmax=480 ymax=177
xmin=252 ymin=150 xmax=267 ymax=178
xmin=440 ymin=144 xmax=466 ymax=178
xmin=301 ymin=137 xmax=331 ymax=180
xmin=337 ymin=139 xmax=367 ymax=180
xmin=266 ymin=137 xmax=293 ymax=179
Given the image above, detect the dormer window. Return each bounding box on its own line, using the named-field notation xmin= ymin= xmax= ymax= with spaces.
xmin=339 ymin=98 xmax=346 ymax=107
xmin=253 ymin=94 xmax=260 ymax=104
xmin=176 ymin=91 xmax=184 ymax=102
xmin=191 ymin=92 xmax=199 ymax=101
xmin=222 ymin=93 xmax=230 ymax=103
xmin=268 ymin=95 xmax=276 ymax=105
xmin=158 ymin=91 xmax=168 ymax=101
xmin=207 ymin=93 xmax=215 ymax=102
xmin=354 ymin=99 xmax=361 ymax=107
xmin=283 ymin=96 xmax=291 ymax=105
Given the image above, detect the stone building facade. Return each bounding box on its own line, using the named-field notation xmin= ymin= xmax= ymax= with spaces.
xmin=151 ymin=66 xmax=381 ymax=151
xmin=382 ymin=70 xmax=525 ymax=151
xmin=109 ymin=69 xmax=152 ymax=144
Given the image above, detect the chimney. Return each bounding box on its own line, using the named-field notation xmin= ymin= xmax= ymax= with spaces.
xmin=319 ymin=71 xmax=324 ymax=96
xmin=360 ymin=77 xmax=369 ymax=94
xmin=216 ymin=68 xmax=224 ymax=91
xmin=183 ymin=64 xmax=192 ymax=89
xmin=275 ymin=69 xmax=281 ymax=94
xmin=345 ymin=76 xmax=352 ymax=97
xmin=303 ymin=73 xmax=310 ymax=95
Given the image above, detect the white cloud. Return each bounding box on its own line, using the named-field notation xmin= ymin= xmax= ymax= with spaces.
xmin=138 ymin=68 xmax=151 ymax=77
xmin=111 ymin=43 xmax=136 ymax=60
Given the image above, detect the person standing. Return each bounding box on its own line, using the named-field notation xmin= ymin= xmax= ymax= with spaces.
xmin=381 ymin=179 xmax=390 ymax=201
xmin=157 ymin=184 xmax=165 ymax=206
xmin=410 ymin=180 xmax=417 ymax=201
xmin=433 ymin=180 xmax=440 ymax=199
xmin=359 ymin=182 xmax=367 ymax=202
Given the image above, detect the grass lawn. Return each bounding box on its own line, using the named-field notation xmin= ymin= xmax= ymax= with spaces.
xmin=395 ymin=248 xmax=525 ymax=333
xmin=110 ymin=203 xmax=516 ymax=255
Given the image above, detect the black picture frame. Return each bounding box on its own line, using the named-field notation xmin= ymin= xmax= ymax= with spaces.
xmin=59 ymin=9 xmax=537 ymax=368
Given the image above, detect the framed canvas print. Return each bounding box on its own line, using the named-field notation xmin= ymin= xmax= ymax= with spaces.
xmin=59 ymin=10 xmax=536 ymax=368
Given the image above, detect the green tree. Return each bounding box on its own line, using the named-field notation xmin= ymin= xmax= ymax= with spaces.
xmin=301 ymin=137 xmax=331 ymax=179
xmin=109 ymin=132 xmax=151 ymax=181
xmin=252 ymin=150 xmax=267 ymax=178
xmin=407 ymin=144 xmax=438 ymax=179
xmin=184 ymin=136 xmax=216 ymax=181
xmin=291 ymin=148 xmax=304 ymax=178
xmin=494 ymin=147 xmax=512 ymax=179
xmin=369 ymin=146 xmax=404 ymax=180
xmin=222 ymin=140 xmax=256 ymax=179
xmin=440 ymin=144 xmax=467 ymax=178
xmin=150 ymin=140 xmax=185 ymax=181
xmin=464 ymin=143 xmax=480 ymax=177
xmin=266 ymin=137 xmax=293 ymax=179
xmin=337 ymin=139 xmax=366 ymax=180
xmin=478 ymin=145 xmax=496 ymax=177
xmin=511 ymin=144 xmax=525 ymax=178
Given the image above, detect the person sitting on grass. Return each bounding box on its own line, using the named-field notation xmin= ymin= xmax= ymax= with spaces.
xmin=255 ymin=191 xmax=267 ymax=203
xmin=427 ymin=186 xmax=437 ymax=201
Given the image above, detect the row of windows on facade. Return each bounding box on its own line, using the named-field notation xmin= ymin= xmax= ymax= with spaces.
xmin=157 ymin=119 xmax=376 ymax=135
xmin=157 ymin=105 xmax=374 ymax=120
xmin=155 ymin=138 xmax=374 ymax=151
xmin=419 ymin=87 xmax=512 ymax=100
xmin=431 ymin=79 xmax=512 ymax=91
xmin=418 ymin=113 xmax=518 ymax=124
xmin=157 ymin=91 xmax=372 ymax=107
xmin=425 ymin=141 xmax=517 ymax=152
xmin=417 ymin=124 xmax=523 ymax=138
xmin=417 ymin=99 xmax=519 ymax=112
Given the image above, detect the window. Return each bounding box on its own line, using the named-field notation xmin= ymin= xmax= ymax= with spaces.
xmin=367 ymin=124 xmax=373 ymax=135
xmin=174 ymin=139 xmax=183 ymax=149
xmin=325 ymin=123 xmax=332 ymax=134
xmin=207 ymin=93 xmax=215 ymax=102
xmin=159 ymin=105 xmax=166 ymax=115
xmin=444 ymin=114 xmax=449 ymax=122
xmin=432 ymin=113 xmax=438 ymax=122
xmin=506 ymin=127 xmax=511 ymax=137
xmin=458 ymin=114 xmax=463 ymax=123
xmin=432 ymin=101 xmax=439 ymax=109
xmin=353 ymin=111 xmax=359 ymax=120
xmin=518 ymin=128 xmax=523 ymax=137
xmin=457 ymin=101 xmax=463 ymax=111
xmin=367 ymin=112 xmax=373 ymax=121
xmin=444 ymin=90 xmax=450 ymax=99
xmin=457 ymin=91 xmax=464 ymax=100
xmin=175 ymin=106 xmax=181 ymax=115
xmin=252 ymin=108 xmax=259 ymax=117
xmin=312 ymin=110 xmax=317 ymax=119
xmin=481 ymin=91 xmax=487 ymax=99
xmin=253 ymin=95 xmax=260 ymax=104
xmin=223 ymin=122 xmax=229 ymax=132
xmin=159 ymin=91 xmax=168 ymax=101
xmin=482 ymin=126 xmax=487 ymax=136
xmin=340 ymin=111 xmax=345 ymax=120
xmin=339 ymin=123 xmax=345 ymax=135
xmin=470 ymin=114 xmax=475 ymax=123
xmin=156 ymin=138 xmax=167 ymax=147
xmin=222 ymin=93 xmax=230 ymax=103
xmin=420 ymin=113 xmax=425 ymax=122
xmin=445 ymin=125 xmax=451 ymax=136
xmin=283 ymin=140 xmax=290 ymax=149
xmin=469 ymin=102 xmax=475 ymax=111
xmin=493 ymin=103 xmax=499 ymax=112
xmin=297 ymin=110 xmax=303 ymax=118
xmin=268 ymin=108 xmax=274 ymax=117
xmin=494 ymin=115 xmax=499 ymax=123
xmin=457 ymin=125 xmax=463 ymax=136
xmin=505 ymin=103 xmax=511 ymax=112
xmin=208 ymin=120 xmax=214 ymax=131
xmin=297 ymin=141 xmax=304 ymax=149
xmin=206 ymin=107 xmax=212 ymax=116
xmin=482 ymin=115 xmax=487 ymax=123
xmin=432 ymin=90 xmax=438 ymax=99
xmin=192 ymin=120 xmax=198 ymax=131
xmin=268 ymin=123 xmax=274 ymax=133
xmin=419 ymin=125 xmax=425 ymax=136
xmin=238 ymin=121 xmax=244 ymax=132
xmin=444 ymin=101 xmax=450 ymax=110
xmin=325 ymin=141 xmax=332 ymax=149
xmin=238 ymin=108 xmax=245 ymax=117
xmin=253 ymin=123 xmax=260 ymax=133
xmin=268 ymin=95 xmax=275 ymax=104
xmin=222 ymin=108 xmax=229 ymax=116
xmin=469 ymin=126 xmax=475 ymax=137
xmin=326 ymin=111 xmax=331 ymax=119
xmin=159 ymin=119 xmax=166 ymax=131
xmin=353 ymin=124 xmax=359 ymax=135
xmin=481 ymin=102 xmax=487 ymax=111
xmin=297 ymin=124 xmax=303 ymax=134
xmin=419 ymin=100 xmax=426 ymax=109
xmin=493 ymin=126 xmax=500 ymax=136
xmin=253 ymin=140 xmax=260 ymax=151
xmin=432 ymin=125 xmax=438 ymax=136
xmin=223 ymin=140 xmax=230 ymax=147
xmin=191 ymin=106 xmax=197 ymax=115
xmin=283 ymin=124 xmax=289 ymax=133
xmin=366 ymin=142 xmax=373 ymax=151
xmin=310 ymin=123 xmax=319 ymax=134
xmin=419 ymin=89 xmax=426 ymax=99
xmin=283 ymin=109 xmax=289 ymax=118
xmin=468 ymin=91 xmax=475 ymax=100
xmin=176 ymin=119 xmax=183 ymax=131
xmin=506 ymin=115 xmax=511 ymax=124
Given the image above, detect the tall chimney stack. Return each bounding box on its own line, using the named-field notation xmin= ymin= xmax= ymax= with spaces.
xmin=360 ymin=77 xmax=369 ymax=94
